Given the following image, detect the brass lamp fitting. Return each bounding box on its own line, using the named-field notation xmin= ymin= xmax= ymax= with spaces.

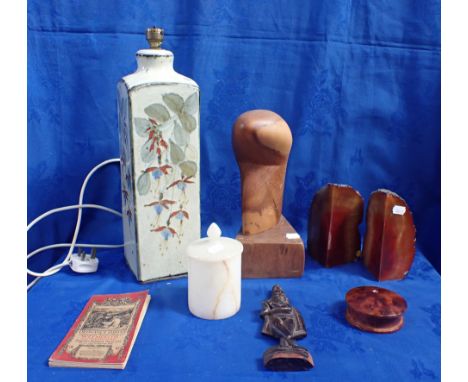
xmin=146 ymin=27 xmax=164 ymax=49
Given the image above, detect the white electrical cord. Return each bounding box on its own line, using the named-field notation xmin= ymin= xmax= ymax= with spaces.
xmin=27 ymin=204 xmax=122 ymax=231
xmin=27 ymin=158 xmax=123 ymax=290
xmin=27 ymin=243 xmax=125 ymax=260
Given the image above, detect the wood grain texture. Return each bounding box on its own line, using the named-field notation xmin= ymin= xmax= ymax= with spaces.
xmin=345 ymin=286 xmax=407 ymax=333
xmin=261 ymin=285 xmax=314 ymax=371
xmin=263 ymin=347 xmax=314 ymax=371
xmin=362 ymin=189 xmax=416 ymax=281
xmin=237 ymin=216 xmax=304 ymax=278
xmin=232 ymin=110 xmax=292 ymax=235
xmin=307 ymin=184 xmax=364 ymax=267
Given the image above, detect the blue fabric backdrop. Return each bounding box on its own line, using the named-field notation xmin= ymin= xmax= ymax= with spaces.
xmin=28 ymin=250 xmax=441 ymax=382
xmin=27 ymin=2 xmax=441 ymax=381
xmin=27 ymin=0 xmax=441 ymax=276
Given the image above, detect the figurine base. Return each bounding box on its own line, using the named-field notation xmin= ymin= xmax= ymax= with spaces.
xmin=237 ymin=216 xmax=305 ymax=278
xmin=263 ymin=345 xmax=314 ymax=371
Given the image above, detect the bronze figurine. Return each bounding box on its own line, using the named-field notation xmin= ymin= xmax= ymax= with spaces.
xmin=260 ymin=285 xmax=314 ymax=371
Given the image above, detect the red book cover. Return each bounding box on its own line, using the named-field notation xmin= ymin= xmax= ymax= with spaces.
xmin=49 ymin=290 xmax=150 ymax=369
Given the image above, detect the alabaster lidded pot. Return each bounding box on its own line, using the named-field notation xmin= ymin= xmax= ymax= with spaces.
xmin=117 ymin=27 xmax=201 ymax=282
xmin=187 ymin=223 xmax=243 ymax=320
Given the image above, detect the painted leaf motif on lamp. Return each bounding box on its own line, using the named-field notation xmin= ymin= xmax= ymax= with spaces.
xmin=117 ymin=27 xmax=200 ymax=282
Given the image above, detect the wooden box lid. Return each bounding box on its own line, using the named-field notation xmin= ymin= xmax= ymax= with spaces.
xmin=345 ymin=286 xmax=407 ymax=333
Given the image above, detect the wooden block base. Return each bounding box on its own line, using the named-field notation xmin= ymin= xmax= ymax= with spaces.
xmin=236 ymin=216 xmax=305 ymax=278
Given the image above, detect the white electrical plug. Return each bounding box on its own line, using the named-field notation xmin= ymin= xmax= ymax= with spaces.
xmin=69 ymin=248 xmax=99 ymax=273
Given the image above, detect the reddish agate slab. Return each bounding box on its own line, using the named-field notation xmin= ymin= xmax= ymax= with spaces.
xmin=362 ymin=189 xmax=416 ymax=281
xmin=307 ymin=184 xmax=364 ymax=267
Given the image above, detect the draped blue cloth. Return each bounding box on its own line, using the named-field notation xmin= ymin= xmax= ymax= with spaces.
xmin=28 ymin=251 xmax=440 ymax=381
xmin=28 ymin=1 xmax=441 ymax=381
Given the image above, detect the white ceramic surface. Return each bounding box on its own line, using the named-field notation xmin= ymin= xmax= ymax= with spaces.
xmin=118 ymin=43 xmax=200 ymax=282
xmin=187 ymin=223 xmax=243 ymax=320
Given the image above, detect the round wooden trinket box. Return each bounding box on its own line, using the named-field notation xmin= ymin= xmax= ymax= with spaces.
xmin=345 ymin=286 xmax=407 ymax=333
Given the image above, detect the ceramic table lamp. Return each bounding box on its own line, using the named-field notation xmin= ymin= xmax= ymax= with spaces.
xmin=117 ymin=27 xmax=200 ymax=282
xmin=232 ymin=110 xmax=305 ymax=278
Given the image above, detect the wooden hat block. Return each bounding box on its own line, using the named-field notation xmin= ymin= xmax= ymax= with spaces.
xmin=232 ymin=110 xmax=305 ymax=278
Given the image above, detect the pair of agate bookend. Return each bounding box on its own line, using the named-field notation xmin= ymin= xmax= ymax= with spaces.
xmin=260 ymin=285 xmax=314 ymax=371
xmin=307 ymin=184 xmax=416 ymax=281
xmin=233 ymin=110 xmax=305 ymax=279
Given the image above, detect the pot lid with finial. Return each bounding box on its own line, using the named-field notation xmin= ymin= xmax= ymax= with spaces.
xmin=187 ymin=223 xmax=244 ymax=262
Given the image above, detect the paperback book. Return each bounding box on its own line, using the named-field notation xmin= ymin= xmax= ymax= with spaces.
xmin=49 ymin=290 xmax=150 ymax=369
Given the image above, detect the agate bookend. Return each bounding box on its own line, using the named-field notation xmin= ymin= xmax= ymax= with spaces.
xmin=362 ymin=189 xmax=416 ymax=281
xmin=307 ymin=184 xmax=364 ymax=267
